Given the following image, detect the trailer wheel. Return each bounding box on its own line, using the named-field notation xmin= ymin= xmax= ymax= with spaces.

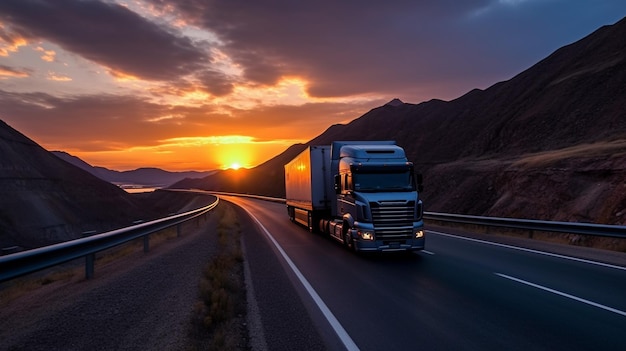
xmin=287 ymin=206 xmax=295 ymax=222
xmin=307 ymin=211 xmax=313 ymax=232
xmin=319 ymin=219 xmax=330 ymax=236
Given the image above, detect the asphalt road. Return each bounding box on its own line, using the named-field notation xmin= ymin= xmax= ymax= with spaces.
xmin=2 ymin=194 xmax=624 ymax=351
xmin=225 ymin=196 xmax=626 ymax=351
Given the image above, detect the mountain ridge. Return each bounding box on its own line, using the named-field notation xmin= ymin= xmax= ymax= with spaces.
xmin=52 ymin=151 xmax=215 ymax=187
xmin=51 ymin=151 xmax=215 ymax=187
xmin=171 ymin=16 xmax=626 ymax=226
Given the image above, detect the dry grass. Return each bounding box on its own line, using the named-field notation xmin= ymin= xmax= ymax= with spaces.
xmin=512 ymin=139 xmax=626 ymax=168
xmin=188 ymin=203 xmax=248 ymax=351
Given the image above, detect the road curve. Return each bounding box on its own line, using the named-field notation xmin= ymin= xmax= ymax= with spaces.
xmin=226 ymin=195 xmax=626 ymax=351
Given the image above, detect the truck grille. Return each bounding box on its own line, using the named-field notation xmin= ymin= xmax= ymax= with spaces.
xmin=370 ymin=201 xmax=415 ymax=240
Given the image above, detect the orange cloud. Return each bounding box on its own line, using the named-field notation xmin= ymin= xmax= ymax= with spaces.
xmin=109 ymin=69 xmax=141 ymax=81
xmin=35 ymin=46 xmax=56 ymax=62
xmin=47 ymin=71 xmax=72 ymax=81
xmin=0 ymin=22 xmax=27 ymax=54
xmin=0 ymin=66 xmax=29 ymax=78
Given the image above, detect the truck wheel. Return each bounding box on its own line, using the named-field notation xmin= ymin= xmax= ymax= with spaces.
xmin=319 ymin=219 xmax=330 ymax=237
xmin=343 ymin=228 xmax=354 ymax=251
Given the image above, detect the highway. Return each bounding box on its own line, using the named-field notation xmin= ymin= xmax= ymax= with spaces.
xmin=225 ymin=195 xmax=626 ymax=351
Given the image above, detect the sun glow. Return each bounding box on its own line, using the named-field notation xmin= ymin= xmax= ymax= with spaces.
xmin=218 ymin=144 xmax=254 ymax=170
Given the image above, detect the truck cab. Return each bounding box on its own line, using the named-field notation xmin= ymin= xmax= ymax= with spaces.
xmin=330 ymin=142 xmax=424 ymax=252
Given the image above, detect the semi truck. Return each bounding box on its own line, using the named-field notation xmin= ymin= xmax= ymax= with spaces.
xmin=284 ymin=141 xmax=424 ymax=252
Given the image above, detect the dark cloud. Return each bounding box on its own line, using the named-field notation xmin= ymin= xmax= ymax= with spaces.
xmin=0 ymin=0 xmax=208 ymax=81
xmin=195 ymin=69 xmax=235 ymax=96
xmin=149 ymin=0 xmax=626 ymax=101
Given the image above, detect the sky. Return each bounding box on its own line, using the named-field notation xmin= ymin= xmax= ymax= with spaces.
xmin=1 ymin=0 xmax=625 ymax=171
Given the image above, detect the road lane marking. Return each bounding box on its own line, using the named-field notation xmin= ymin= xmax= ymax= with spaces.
xmin=421 ymin=250 xmax=435 ymax=255
xmin=428 ymin=230 xmax=626 ymax=272
xmin=242 ymin=207 xmax=360 ymax=351
xmin=495 ymin=273 xmax=626 ymax=317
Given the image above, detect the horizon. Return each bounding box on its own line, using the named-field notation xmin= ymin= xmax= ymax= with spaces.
xmin=1 ymin=1 xmax=625 ymax=171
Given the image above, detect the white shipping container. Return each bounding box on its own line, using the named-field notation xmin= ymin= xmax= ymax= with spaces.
xmin=284 ymin=145 xmax=331 ymax=211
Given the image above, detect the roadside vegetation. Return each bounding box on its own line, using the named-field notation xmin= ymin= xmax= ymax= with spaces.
xmin=188 ymin=203 xmax=249 ymax=351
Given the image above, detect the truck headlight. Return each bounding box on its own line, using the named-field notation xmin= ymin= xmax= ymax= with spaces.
xmin=358 ymin=230 xmax=374 ymax=241
xmin=415 ymin=230 xmax=424 ymax=238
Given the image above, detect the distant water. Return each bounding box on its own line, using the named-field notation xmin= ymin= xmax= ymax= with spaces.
xmin=117 ymin=184 xmax=161 ymax=193
xmin=124 ymin=187 xmax=160 ymax=193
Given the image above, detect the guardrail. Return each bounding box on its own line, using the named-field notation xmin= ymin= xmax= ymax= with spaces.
xmin=0 ymin=197 xmax=219 ymax=283
xmin=423 ymin=212 xmax=626 ymax=239
xmin=199 ymin=191 xmax=626 ymax=239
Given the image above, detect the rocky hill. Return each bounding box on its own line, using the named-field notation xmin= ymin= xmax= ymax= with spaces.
xmin=172 ymin=16 xmax=626 ymax=225
xmin=0 ymin=120 xmax=165 ymax=250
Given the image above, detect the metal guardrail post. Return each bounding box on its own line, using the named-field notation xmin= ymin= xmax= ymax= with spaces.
xmin=0 ymin=196 xmax=219 ymax=283
xmin=86 ymin=253 xmax=95 ymax=279
xmin=82 ymin=230 xmax=97 ymax=280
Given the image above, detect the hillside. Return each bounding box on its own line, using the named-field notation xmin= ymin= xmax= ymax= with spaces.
xmin=171 ymin=144 xmax=307 ymax=195
xmin=0 ymin=120 xmax=164 ymax=250
xmin=52 ymin=151 xmax=215 ymax=187
xmin=172 ymin=16 xmax=626 ymax=225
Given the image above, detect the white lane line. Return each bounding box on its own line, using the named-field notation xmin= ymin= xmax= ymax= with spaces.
xmin=242 ymin=207 xmax=360 ymax=351
xmin=428 ymin=230 xmax=626 ymax=272
xmin=495 ymin=273 xmax=626 ymax=317
xmin=421 ymin=250 xmax=435 ymax=255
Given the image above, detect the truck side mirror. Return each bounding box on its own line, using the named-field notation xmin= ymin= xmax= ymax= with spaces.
xmin=334 ymin=174 xmax=341 ymax=194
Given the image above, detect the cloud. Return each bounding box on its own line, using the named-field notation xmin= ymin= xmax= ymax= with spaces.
xmin=145 ymin=0 xmax=501 ymax=99
xmin=46 ymin=72 xmax=72 ymax=82
xmin=3 ymin=0 xmax=625 ymax=103
xmin=0 ymin=0 xmax=209 ymax=82
xmin=0 ymin=24 xmax=28 ymax=56
xmin=147 ymin=0 xmax=626 ymax=101
xmin=0 ymin=64 xmax=30 ymax=78
xmin=35 ymin=46 xmax=56 ymax=62
xmin=0 ymin=88 xmax=375 ymax=152
xmin=194 ymin=69 xmax=235 ymax=96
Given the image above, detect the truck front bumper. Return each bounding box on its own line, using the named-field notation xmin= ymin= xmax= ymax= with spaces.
xmin=351 ymin=225 xmax=425 ymax=252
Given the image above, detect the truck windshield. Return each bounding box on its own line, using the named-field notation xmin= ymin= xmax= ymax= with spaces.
xmin=353 ymin=171 xmax=415 ymax=192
